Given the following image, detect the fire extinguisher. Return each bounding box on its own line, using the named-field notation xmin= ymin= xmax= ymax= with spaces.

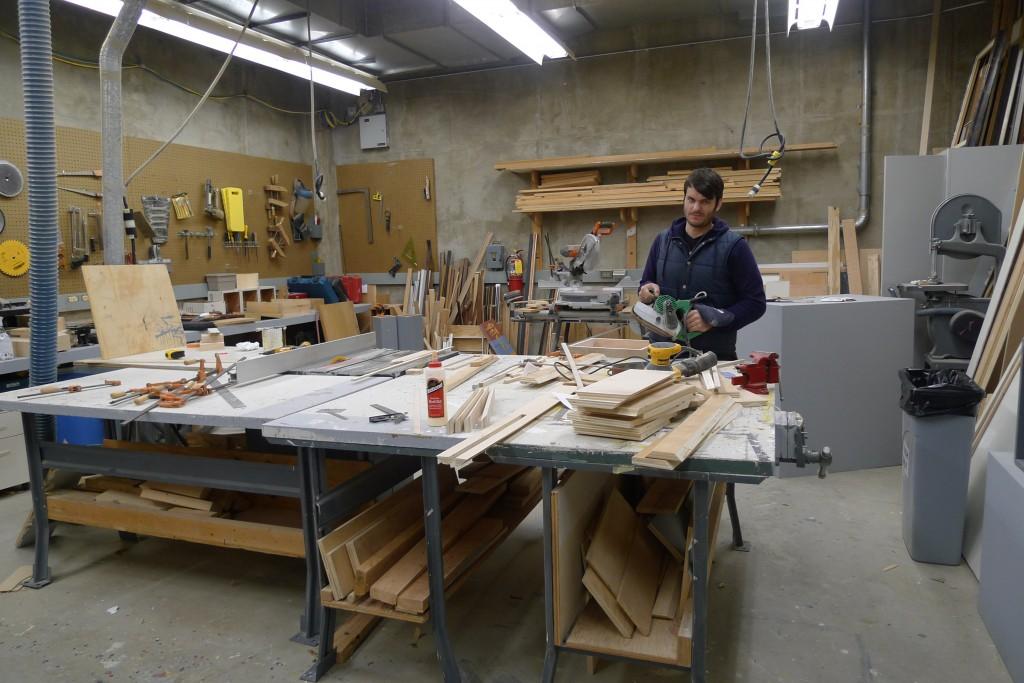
xmin=506 ymin=250 xmax=525 ymax=293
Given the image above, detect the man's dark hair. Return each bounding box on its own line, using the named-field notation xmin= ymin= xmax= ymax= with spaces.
xmin=684 ymin=168 xmax=724 ymax=203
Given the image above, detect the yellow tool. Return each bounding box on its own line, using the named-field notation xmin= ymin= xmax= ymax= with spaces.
xmin=220 ymin=187 xmax=247 ymax=237
xmin=0 ymin=239 xmax=30 ymax=276
xmin=646 ymin=341 xmax=681 ymax=368
xmin=165 ymin=349 xmax=185 ymax=360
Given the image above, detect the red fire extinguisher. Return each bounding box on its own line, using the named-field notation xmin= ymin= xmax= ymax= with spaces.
xmin=506 ymin=250 xmax=525 ymax=293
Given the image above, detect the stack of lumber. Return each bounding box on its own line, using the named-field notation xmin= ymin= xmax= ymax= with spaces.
xmin=79 ymin=476 xmax=219 ymax=516
xmin=576 ymin=481 xmax=727 ymax=648
xmin=539 ymin=170 xmax=602 ymax=188
xmin=570 ymin=372 xmax=699 ymax=441
xmin=318 ymin=464 xmax=541 ymax=617
xmin=447 ymin=385 xmax=494 ymax=434
xmin=970 ymin=199 xmax=1024 ymax=393
xmin=514 ymin=168 xmax=782 ymax=213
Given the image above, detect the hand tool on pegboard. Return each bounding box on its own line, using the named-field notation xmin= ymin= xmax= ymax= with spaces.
xmin=68 ymin=207 xmax=88 ymax=268
xmin=58 ymin=186 xmax=102 ymax=200
xmin=203 ymin=179 xmax=224 ymax=221
xmin=57 ymin=169 xmax=102 ymax=178
xmin=0 ymin=161 xmax=24 ymax=198
xmin=0 ymin=239 xmax=30 ymax=277
xmin=123 ymin=198 xmax=138 ymax=264
xmin=87 ymin=211 xmax=101 ymax=253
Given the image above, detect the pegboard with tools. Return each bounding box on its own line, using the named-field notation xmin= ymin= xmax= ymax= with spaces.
xmin=338 ymin=158 xmax=437 ymax=274
xmin=0 ymin=117 xmax=320 ymax=299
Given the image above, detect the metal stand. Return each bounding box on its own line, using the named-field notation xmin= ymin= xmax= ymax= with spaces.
xmin=293 ymin=446 xmax=322 ymax=646
xmin=540 ymin=467 xmax=559 ymax=683
xmin=421 ymin=456 xmax=462 ymax=682
xmin=725 ymin=482 xmax=750 ymax=551
xmin=21 ymin=413 xmax=51 ymax=588
xmin=691 ymin=480 xmax=711 ymax=683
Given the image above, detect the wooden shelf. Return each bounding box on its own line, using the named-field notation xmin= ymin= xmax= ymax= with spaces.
xmin=46 ymin=490 xmax=305 ymax=557
xmin=321 ymin=587 xmax=429 ymax=624
xmin=495 ymin=142 xmax=838 ymax=174
xmin=563 ymin=600 xmax=692 ymax=667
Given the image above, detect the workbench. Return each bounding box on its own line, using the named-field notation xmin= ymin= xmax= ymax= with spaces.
xmin=262 ymin=355 xmax=775 ymax=682
xmin=0 ymin=359 xmax=407 ymax=646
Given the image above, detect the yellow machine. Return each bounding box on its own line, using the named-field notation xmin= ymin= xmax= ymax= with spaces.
xmin=220 ymin=187 xmax=248 ymax=238
xmin=646 ymin=341 xmax=681 ymax=368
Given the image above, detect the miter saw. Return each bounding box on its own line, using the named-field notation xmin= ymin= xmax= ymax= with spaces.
xmin=551 ymin=221 xmax=624 ymax=310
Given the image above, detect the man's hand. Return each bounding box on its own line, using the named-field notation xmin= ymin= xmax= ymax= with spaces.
xmin=685 ymin=309 xmax=712 ymax=333
xmin=639 ymin=283 xmax=660 ymax=304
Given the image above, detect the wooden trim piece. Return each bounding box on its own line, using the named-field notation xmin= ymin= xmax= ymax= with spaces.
xmin=919 ymin=0 xmax=942 ymax=154
xmin=633 ymin=395 xmax=736 ymax=466
xmin=437 ymin=393 xmax=561 ymax=467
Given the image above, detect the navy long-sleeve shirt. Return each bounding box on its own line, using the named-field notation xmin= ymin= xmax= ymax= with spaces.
xmin=639 ymin=217 xmax=767 ymax=332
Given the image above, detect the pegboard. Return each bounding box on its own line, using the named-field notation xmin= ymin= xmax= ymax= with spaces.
xmin=338 ymin=158 xmax=436 ymax=273
xmin=0 ymin=116 xmax=319 ymax=299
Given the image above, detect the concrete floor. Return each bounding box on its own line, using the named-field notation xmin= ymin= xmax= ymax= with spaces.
xmin=0 ymin=467 xmax=1009 ymax=683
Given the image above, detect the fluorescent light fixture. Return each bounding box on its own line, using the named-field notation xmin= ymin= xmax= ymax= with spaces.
xmin=452 ymin=0 xmax=568 ymax=65
xmin=59 ymin=0 xmax=385 ymax=95
xmin=787 ymin=0 xmax=840 ymax=33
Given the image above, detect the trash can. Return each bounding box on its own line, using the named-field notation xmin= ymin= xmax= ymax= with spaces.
xmin=899 ymin=368 xmax=985 ymax=565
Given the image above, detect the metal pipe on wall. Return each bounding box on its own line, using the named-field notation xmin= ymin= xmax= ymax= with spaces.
xmin=734 ymin=0 xmax=873 ymax=237
xmin=100 ymin=0 xmax=146 ymax=264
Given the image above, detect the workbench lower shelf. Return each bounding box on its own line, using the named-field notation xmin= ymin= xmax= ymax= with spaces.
xmin=46 ymin=490 xmax=306 ymax=557
xmin=564 ymin=600 xmax=692 ymax=667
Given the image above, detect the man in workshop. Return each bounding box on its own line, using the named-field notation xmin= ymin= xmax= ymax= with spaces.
xmin=638 ymin=167 xmax=766 ymax=361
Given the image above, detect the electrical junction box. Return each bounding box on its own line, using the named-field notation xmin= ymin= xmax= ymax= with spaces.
xmin=486 ymin=243 xmax=507 ymax=270
xmin=360 ymin=113 xmax=389 ymax=150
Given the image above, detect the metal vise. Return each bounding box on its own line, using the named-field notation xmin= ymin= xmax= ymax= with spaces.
xmin=774 ymin=411 xmax=832 ymax=478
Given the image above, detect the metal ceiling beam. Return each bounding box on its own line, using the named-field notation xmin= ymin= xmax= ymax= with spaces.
xmin=249 ymin=10 xmax=309 ymax=28
xmin=381 ymin=34 xmax=445 ymax=68
xmin=308 ymin=30 xmax=357 ymax=45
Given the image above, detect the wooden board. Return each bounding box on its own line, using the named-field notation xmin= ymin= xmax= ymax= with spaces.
xmin=635 ymin=395 xmax=736 ymax=465
xmin=338 ymin=159 xmax=437 ymax=273
xmin=82 ymin=265 xmax=186 ymax=359
xmin=637 ymin=479 xmax=692 ymax=515
xmin=652 ymin=562 xmax=682 ymax=620
xmin=317 ymin=301 xmax=360 ymax=341
xmin=552 ymin=471 xmax=615 ymax=643
xmin=584 ymin=488 xmax=636 ymax=589
xmin=827 ymin=207 xmax=842 ymax=295
xmin=394 ymin=517 xmax=504 ymax=613
xmin=565 ymin=601 xmax=688 ymax=667
xmin=582 ymin=567 xmax=634 ymax=638
xmin=842 ymin=219 xmax=863 ymax=294
xmin=494 ymin=142 xmax=838 ymax=173
xmin=616 ymin=519 xmax=663 ymax=636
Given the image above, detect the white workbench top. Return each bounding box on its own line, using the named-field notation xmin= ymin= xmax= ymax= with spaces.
xmin=0 ymin=367 xmax=387 ymax=429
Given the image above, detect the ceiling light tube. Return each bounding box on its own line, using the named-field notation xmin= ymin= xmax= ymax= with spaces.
xmin=59 ymin=0 xmax=386 ymax=95
xmin=452 ymin=0 xmax=568 ymax=65
xmin=787 ymin=0 xmax=840 ymax=33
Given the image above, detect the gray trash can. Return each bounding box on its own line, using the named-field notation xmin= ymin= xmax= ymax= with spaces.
xmin=899 ymin=368 xmax=984 ymax=566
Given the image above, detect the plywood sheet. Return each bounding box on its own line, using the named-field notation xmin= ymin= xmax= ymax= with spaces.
xmin=338 ymin=159 xmax=437 ymax=273
xmin=318 ymin=302 xmax=360 ymax=341
xmin=82 ymin=265 xmax=186 ymax=359
xmin=0 ymin=117 xmax=318 ymax=298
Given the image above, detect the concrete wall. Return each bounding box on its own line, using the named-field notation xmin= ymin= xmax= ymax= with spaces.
xmin=332 ymin=3 xmax=992 ymax=269
xmin=0 ymin=4 xmax=314 ymax=166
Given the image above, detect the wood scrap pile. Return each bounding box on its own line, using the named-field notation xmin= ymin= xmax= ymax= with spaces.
xmin=506 ymin=352 xmax=605 ymax=387
xmin=404 ymin=232 xmax=499 ymax=350
xmin=952 ymin=10 xmax=1024 ymax=148
xmin=970 ymin=199 xmax=1024 ymax=394
xmin=577 ymin=481 xmax=726 ymax=648
xmin=571 ymin=374 xmax=699 ymax=441
xmin=318 ymin=464 xmax=541 ymax=617
xmin=514 ymin=168 xmax=781 ymax=213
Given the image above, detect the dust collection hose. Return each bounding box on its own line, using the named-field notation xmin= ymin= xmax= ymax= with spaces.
xmin=18 ymin=0 xmax=58 ymax=442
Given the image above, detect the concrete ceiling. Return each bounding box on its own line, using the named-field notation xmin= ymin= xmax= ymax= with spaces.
xmin=181 ymin=0 xmax=919 ymax=81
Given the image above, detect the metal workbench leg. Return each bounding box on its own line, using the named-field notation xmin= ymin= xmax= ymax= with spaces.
xmin=21 ymin=413 xmax=51 ymax=588
xmin=725 ymin=482 xmax=750 ymax=551
xmin=302 ymin=602 xmax=337 ymax=682
xmin=540 ymin=467 xmax=560 ymax=683
xmin=421 ymin=456 xmax=461 ymax=683
xmin=691 ymin=480 xmax=711 ymax=683
xmin=293 ymin=446 xmax=322 ymax=646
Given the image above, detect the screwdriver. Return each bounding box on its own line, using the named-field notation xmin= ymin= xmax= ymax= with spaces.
xmin=19 ymin=379 xmax=121 ymax=399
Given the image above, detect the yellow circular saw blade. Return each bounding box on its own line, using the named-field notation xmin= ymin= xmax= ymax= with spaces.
xmin=0 ymin=239 xmax=30 ymax=277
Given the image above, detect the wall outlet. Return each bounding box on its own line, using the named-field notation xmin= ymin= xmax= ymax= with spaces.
xmin=67 ymin=295 xmax=78 ymax=303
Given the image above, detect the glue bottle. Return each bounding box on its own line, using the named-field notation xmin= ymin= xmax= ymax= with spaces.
xmin=425 ymin=353 xmax=447 ymax=426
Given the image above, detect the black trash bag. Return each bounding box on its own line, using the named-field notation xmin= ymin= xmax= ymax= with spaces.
xmin=899 ymin=368 xmax=985 ymax=418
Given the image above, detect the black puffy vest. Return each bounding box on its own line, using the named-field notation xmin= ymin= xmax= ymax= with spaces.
xmin=653 ymin=224 xmax=743 ymax=357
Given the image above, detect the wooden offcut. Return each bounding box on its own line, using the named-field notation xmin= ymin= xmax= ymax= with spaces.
xmin=83 ymin=265 xmax=186 ymax=360
xmin=633 ymin=395 xmax=737 ymax=466
xmin=826 ymin=207 xmax=842 ymax=295
xmin=582 ymin=567 xmax=635 ymax=638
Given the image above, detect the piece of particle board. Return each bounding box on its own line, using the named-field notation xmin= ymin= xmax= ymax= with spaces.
xmin=652 ymin=562 xmax=682 ymax=620
xmin=584 ymin=488 xmax=635 ymax=589
xmin=582 ymin=567 xmax=635 ymax=638
xmin=615 ymin=519 xmax=663 ymax=635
